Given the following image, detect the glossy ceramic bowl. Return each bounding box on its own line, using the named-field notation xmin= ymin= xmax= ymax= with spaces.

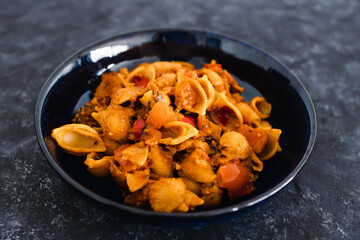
xmin=35 ymin=28 xmax=316 ymax=226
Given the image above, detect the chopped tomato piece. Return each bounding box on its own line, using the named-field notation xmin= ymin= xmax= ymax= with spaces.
xmin=217 ymin=163 xmax=253 ymax=200
xmin=181 ymin=115 xmax=196 ymax=127
xmin=216 ymin=106 xmax=234 ymax=126
xmin=133 ymin=119 xmax=146 ymax=139
xmin=146 ymin=101 xmax=175 ymax=129
xmin=133 ymin=76 xmax=149 ymax=88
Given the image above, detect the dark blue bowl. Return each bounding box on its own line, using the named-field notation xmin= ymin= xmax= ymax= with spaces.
xmin=35 ymin=28 xmax=316 ymax=226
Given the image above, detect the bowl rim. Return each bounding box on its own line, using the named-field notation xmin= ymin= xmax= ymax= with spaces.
xmin=35 ymin=27 xmax=317 ymax=218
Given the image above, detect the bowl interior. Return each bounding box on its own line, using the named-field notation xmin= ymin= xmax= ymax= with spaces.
xmin=36 ymin=29 xmax=315 ymax=218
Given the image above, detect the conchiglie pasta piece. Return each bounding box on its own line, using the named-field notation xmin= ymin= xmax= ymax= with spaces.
xmin=223 ymin=70 xmax=244 ymax=93
xmin=118 ymin=68 xmax=129 ymax=79
xmin=126 ymin=169 xmax=150 ymax=192
xmin=210 ymin=92 xmax=243 ymax=131
xmin=152 ymin=61 xmax=182 ymax=74
xmin=92 ymin=105 xmax=135 ymax=142
xmin=200 ymin=69 xmax=225 ymax=92
xmin=148 ymin=145 xmax=174 ymax=178
xmin=197 ymin=75 xmax=215 ymax=109
xmin=109 ymin=161 xmax=127 ymax=188
xmin=142 ymin=64 xmax=156 ymax=82
xmin=84 ymin=152 xmax=112 ymax=177
xmin=114 ymin=144 xmax=137 ymax=172
xmin=236 ymin=102 xmax=261 ymax=127
xmin=174 ymin=202 xmax=189 ymax=212
xmin=114 ymin=142 xmax=149 ymax=169
xmin=181 ymin=177 xmax=202 ymax=195
xmin=175 ymin=71 xmax=207 ymax=115
xmin=149 ymin=178 xmax=186 ymax=212
xmin=249 ymin=152 xmax=263 ymax=172
xmin=160 ymin=121 xmax=199 ymax=145
xmin=250 ymin=97 xmax=272 ymax=119
xmin=259 ymin=128 xmax=282 ymax=160
xmin=172 ymin=61 xmax=194 ymax=70
xmin=51 ymin=124 xmax=106 ymax=156
xmin=175 ymin=190 xmax=204 ymax=212
xmin=125 ymin=64 xmax=155 ymax=88
xmin=180 ymin=149 xmax=216 ymax=183
xmin=184 ymin=190 xmax=204 ymax=209
xmin=219 ymin=131 xmax=251 ymax=160
xmin=110 ymin=87 xmax=144 ymax=105
xmin=236 ymin=124 xmax=269 ymax=154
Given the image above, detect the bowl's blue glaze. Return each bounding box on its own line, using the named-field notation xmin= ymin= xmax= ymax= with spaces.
xmin=35 ymin=28 xmax=316 ymax=226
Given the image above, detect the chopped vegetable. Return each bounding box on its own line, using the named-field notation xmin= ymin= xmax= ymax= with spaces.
xmin=133 ymin=119 xmax=146 ymax=139
xmin=146 ymin=101 xmax=175 ymax=129
xmin=217 ymin=163 xmax=253 ymax=200
xmin=133 ymin=76 xmax=149 ymax=88
xmin=216 ymin=106 xmax=234 ymax=126
xmin=181 ymin=115 xmax=196 ymax=127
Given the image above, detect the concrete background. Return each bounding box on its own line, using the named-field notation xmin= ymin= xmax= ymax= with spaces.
xmin=1 ymin=0 xmax=359 ymax=239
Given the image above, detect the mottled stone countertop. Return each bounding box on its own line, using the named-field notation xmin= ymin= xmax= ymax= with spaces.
xmin=1 ymin=0 xmax=359 ymax=239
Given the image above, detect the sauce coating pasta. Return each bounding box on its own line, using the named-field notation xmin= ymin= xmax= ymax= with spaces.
xmin=51 ymin=60 xmax=282 ymax=212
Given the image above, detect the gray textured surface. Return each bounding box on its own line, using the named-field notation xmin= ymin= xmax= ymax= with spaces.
xmin=1 ymin=0 xmax=359 ymax=239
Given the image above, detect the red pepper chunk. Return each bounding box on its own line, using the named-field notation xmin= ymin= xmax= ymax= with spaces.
xmin=133 ymin=76 xmax=149 ymax=88
xmin=133 ymin=119 xmax=146 ymax=139
xmin=181 ymin=115 xmax=196 ymax=127
xmin=216 ymin=106 xmax=234 ymax=126
xmin=217 ymin=163 xmax=253 ymax=200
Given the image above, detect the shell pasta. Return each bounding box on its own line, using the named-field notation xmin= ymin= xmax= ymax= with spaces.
xmin=51 ymin=60 xmax=282 ymax=212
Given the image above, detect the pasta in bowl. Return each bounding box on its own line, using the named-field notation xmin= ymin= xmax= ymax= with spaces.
xmin=35 ymin=29 xmax=316 ymax=224
xmin=51 ymin=60 xmax=282 ymax=213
